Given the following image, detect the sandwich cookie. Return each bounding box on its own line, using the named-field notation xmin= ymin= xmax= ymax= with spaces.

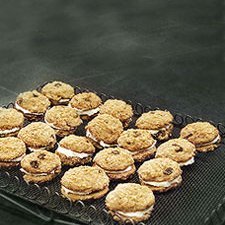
xmin=56 ymin=135 xmax=95 ymax=166
xmin=61 ymin=166 xmax=110 ymax=201
xmin=18 ymin=122 xmax=56 ymax=152
xmin=20 ymin=150 xmax=61 ymax=183
xmin=44 ymin=106 xmax=82 ymax=137
xmin=69 ymin=92 xmax=102 ymax=120
xmin=138 ymin=158 xmax=182 ymax=192
xmin=85 ymin=114 xmax=123 ymax=149
xmin=180 ymin=122 xmax=221 ymax=152
xmin=15 ymin=90 xmax=51 ymax=120
xmin=117 ymin=129 xmax=157 ymax=162
xmin=135 ymin=110 xmax=174 ymax=141
xmin=0 ymin=107 xmax=24 ymax=137
xmin=99 ymin=99 xmax=133 ymax=127
xmin=41 ymin=81 xmax=75 ymax=105
xmin=105 ymin=183 xmax=155 ymax=223
xmin=156 ymin=138 xmax=196 ymax=166
xmin=0 ymin=137 xmax=26 ymax=167
xmin=93 ymin=148 xmax=135 ymax=181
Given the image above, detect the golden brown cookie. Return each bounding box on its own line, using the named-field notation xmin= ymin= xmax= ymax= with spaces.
xmin=15 ymin=90 xmax=51 ymax=120
xmin=99 ymin=99 xmax=133 ymax=127
xmin=20 ymin=150 xmax=61 ymax=183
xmin=41 ymin=81 xmax=75 ymax=105
xmin=44 ymin=106 xmax=82 ymax=137
xmin=56 ymin=135 xmax=95 ymax=166
xmin=180 ymin=122 xmax=221 ymax=152
xmin=138 ymin=158 xmax=182 ymax=193
xmin=0 ymin=137 xmax=26 ymax=167
xmin=0 ymin=107 xmax=24 ymax=137
xmin=135 ymin=110 xmax=174 ymax=141
xmin=105 ymin=183 xmax=155 ymax=223
xmin=18 ymin=122 xmax=56 ymax=152
xmin=85 ymin=114 xmax=123 ymax=149
xmin=117 ymin=129 xmax=157 ymax=162
xmin=156 ymin=138 xmax=196 ymax=166
xmin=61 ymin=166 xmax=110 ymax=201
xmin=93 ymin=148 xmax=135 ymax=180
xmin=69 ymin=92 xmax=102 ymax=120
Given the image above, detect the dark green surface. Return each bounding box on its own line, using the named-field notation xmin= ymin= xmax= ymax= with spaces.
xmin=0 ymin=0 xmax=224 ymax=225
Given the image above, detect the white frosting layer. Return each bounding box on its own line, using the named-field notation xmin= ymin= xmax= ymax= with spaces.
xmin=116 ymin=206 xmax=154 ymax=218
xmin=44 ymin=120 xmax=62 ymax=130
xmin=149 ymin=124 xmax=171 ymax=135
xmin=142 ymin=175 xmax=182 ymax=188
xmin=72 ymin=106 xmax=100 ymax=116
xmin=199 ymin=135 xmax=220 ymax=147
xmin=102 ymin=165 xmax=133 ymax=174
xmin=86 ymin=129 xmax=116 ymax=148
xmin=127 ymin=140 xmax=157 ymax=155
xmin=62 ymin=186 xmax=94 ymax=196
xmin=20 ymin=167 xmax=58 ymax=176
xmin=0 ymin=127 xmax=20 ymax=135
xmin=58 ymin=98 xmax=70 ymax=103
xmin=1 ymin=153 xmax=25 ymax=163
xmin=28 ymin=146 xmax=49 ymax=152
xmin=179 ymin=157 xmax=195 ymax=166
xmin=56 ymin=145 xmax=92 ymax=159
xmin=15 ymin=103 xmax=43 ymax=115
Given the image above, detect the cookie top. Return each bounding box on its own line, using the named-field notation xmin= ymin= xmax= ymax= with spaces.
xmin=156 ymin=138 xmax=196 ymax=162
xmin=61 ymin=166 xmax=109 ymax=193
xmin=0 ymin=108 xmax=24 ymax=130
xmin=99 ymin=99 xmax=133 ymax=122
xmin=0 ymin=137 xmax=26 ymax=161
xmin=93 ymin=148 xmax=134 ymax=171
xmin=41 ymin=81 xmax=75 ymax=102
xmin=21 ymin=150 xmax=61 ymax=174
xmin=138 ymin=158 xmax=182 ymax=182
xmin=69 ymin=92 xmax=102 ymax=110
xmin=15 ymin=90 xmax=51 ymax=113
xmin=85 ymin=114 xmax=123 ymax=144
xmin=136 ymin=110 xmax=173 ymax=130
xmin=118 ymin=129 xmax=156 ymax=151
xmin=45 ymin=106 xmax=82 ymax=130
xmin=18 ymin=122 xmax=56 ymax=148
xmin=106 ymin=183 xmax=155 ymax=212
xmin=59 ymin=135 xmax=95 ymax=153
xmin=180 ymin=122 xmax=219 ymax=145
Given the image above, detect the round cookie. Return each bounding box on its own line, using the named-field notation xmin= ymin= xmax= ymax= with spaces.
xmin=61 ymin=166 xmax=110 ymax=201
xmin=135 ymin=110 xmax=174 ymax=141
xmin=15 ymin=90 xmax=51 ymax=120
xmin=105 ymin=183 xmax=155 ymax=223
xmin=180 ymin=122 xmax=221 ymax=152
xmin=117 ymin=129 xmax=157 ymax=162
xmin=69 ymin=92 xmax=102 ymax=120
xmin=41 ymin=81 xmax=75 ymax=105
xmin=44 ymin=106 xmax=82 ymax=137
xmin=99 ymin=99 xmax=133 ymax=127
xmin=85 ymin=114 xmax=123 ymax=149
xmin=0 ymin=107 xmax=24 ymax=137
xmin=0 ymin=137 xmax=26 ymax=167
xmin=93 ymin=148 xmax=136 ymax=181
xmin=18 ymin=122 xmax=56 ymax=152
xmin=20 ymin=150 xmax=61 ymax=183
xmin=138 ymin=158 xmax=182 ymax=193
xmin=56 ymin=135 xmax=95 ymax=166
xmin=156 ymin=138 xmax=196 ymax=166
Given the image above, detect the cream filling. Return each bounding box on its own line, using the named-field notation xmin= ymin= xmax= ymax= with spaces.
xmin=149 ymin=124 xmax=171 ymax=135
xmin=28 ymin=146 xmax=49 ymax=152
xmin=142 ymin=175 xmax=182 ymax=188
xmin=56 ymin=145 xmax=92 ymax=159
xmin=86 ymin=129 xmax=116 ymax=148
xmin=99 ymin=165 xmax=133 ymax=174
xmin=58 ymin=98 xmax=70 ymax=103
xmin=0 ymin=127 xmax=20 ymax=135
xmin=20 ymin=167 xmax=58 ymax=176
xmin=116 ymin=206 xmax=154 ymax=218
xmin=62 ymin=186 xmax=95 ymax=196
xmin=15 ymin=103 xmax=43 ymax=115
xmin=179 ymin=157 xmax=195 ymax=166
xmin=198 ymin=135 xmax=220 ymax=147
xmin=45 ymin=119 xmax=81 ymax=131
xmin=71 ymin=106 xmax=100 ymax=116
xmin=1 ymin=153 xmax=26 ymax=163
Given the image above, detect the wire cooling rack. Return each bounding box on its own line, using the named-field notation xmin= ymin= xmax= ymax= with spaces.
xmin=0 ymin=84 xmax=225 ymax=225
